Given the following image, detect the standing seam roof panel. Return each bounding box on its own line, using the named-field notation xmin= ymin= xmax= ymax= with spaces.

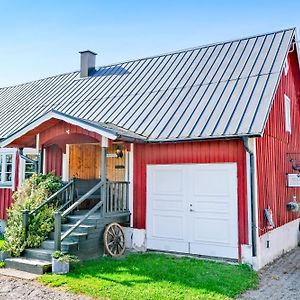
xmin=0 ymin=28 xmax=296 ymax=142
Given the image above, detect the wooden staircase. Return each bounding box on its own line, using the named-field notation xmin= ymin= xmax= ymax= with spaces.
xmin=5 ymin=179 xmax=130 ymax=274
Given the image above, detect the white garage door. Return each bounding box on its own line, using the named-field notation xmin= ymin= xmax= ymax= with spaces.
xmin=146 ymin=163 xmax=238 ymax=259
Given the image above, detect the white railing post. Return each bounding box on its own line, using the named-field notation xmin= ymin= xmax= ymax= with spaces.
xmin=101 ymin=137 xmax=108 ymax=217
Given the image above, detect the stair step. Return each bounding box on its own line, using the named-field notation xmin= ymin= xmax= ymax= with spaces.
xmin=41 ymin=239 xmax=78 ymax=251
xmin=61 ymin=223 xmax=95 ymax=233
xmin=67 ymin=214 xmax=102 ymax=225
xmin=24 ymin=248 xmax=54 ymax=261
xmin=49 ymin=231 xmax=88 ymax=243
xmin=5 ymin=257 xmax=51 ymax=275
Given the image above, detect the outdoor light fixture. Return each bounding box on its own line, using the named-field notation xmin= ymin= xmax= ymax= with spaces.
xmin=116 ymin=144 xmax=123 ymax=158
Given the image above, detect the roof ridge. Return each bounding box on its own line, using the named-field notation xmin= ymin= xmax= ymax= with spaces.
xmin=92 ymin=27 xmax=295 ymax=69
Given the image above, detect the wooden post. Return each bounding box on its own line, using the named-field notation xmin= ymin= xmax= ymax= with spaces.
xmin=38 ymin=145 xmax=44 ymax=174
xmin=22 ymin=210 xmax=29 ymax=240
xmin=101 ymin=137 xmax=108 ymax=217
xmin=54 ymin=212 xmax=62 ymax=251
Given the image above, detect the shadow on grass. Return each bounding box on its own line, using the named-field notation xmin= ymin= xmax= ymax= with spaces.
xmin=58 ymin=253 xmax=258 ymax=298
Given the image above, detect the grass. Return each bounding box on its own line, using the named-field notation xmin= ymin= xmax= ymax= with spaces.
xmin=39 ymin=253 xmax=258 ymax=300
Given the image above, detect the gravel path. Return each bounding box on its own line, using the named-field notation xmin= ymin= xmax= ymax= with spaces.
xmin=238 ymin=247 xmax=300 ymax=300
xmin=0 ymin=275 xmax=91 ymax=300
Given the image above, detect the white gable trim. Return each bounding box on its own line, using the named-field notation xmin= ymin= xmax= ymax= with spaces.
xmin=0 ymin=111 xmax=117 ymax=148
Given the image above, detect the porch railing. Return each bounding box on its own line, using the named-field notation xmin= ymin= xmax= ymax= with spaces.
xmin=22 ymin=179 xmax=76 ymax=240
xmin=105 ymin=181 xmax=130 ymax=214
xmin=53 ymin=180 xmax=130 ymax=251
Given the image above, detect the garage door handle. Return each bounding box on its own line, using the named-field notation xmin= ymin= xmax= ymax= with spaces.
xmin=189 ymin=208 xmax=195 ymax=212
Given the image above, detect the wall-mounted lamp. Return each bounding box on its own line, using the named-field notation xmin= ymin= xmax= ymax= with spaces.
xmin=116 ymin=144 xmax=123 ymax=158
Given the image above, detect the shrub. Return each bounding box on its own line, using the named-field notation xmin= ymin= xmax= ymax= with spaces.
xmin=4 ymin=173 xmax=63 ymax=256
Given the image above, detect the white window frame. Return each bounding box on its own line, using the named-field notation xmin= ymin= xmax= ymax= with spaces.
xmin=19 ymin=148 xmax=39 ymax=185
xmin=284 ymin=58 xmax=289 ymax=76
xmin=284 ymin=94 xmax=291 ymax=133
xmin=0 ymin=148 xmax=16 ymax=189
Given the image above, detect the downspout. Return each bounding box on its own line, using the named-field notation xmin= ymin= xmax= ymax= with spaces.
xmin=242 ymin=137 xmax=257 ymax=257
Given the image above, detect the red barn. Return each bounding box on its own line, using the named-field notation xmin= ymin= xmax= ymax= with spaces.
xmin=0 ymin=28 xmax=299 ymax=269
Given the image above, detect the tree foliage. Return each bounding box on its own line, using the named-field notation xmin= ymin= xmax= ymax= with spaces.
xmin=4 ymin=173 xmax=63 ymax=256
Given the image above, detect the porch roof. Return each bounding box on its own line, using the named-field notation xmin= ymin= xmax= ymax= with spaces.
xmin=0 ymin=110 xmax=146 ymax=147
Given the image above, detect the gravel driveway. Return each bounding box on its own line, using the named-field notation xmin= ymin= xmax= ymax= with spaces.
xmin=0 ymin=275 xmax=91 ymax=300
xmin=238 ymin=246 xmax=300 ymax=300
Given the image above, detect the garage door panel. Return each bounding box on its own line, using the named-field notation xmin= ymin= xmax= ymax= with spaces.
xmin=152 ymin=198 xmax=184 ymax=211
xmin=191 ymin=169 xmax=230 ymax=196
xmin=152 ymin=168 xmax=184 ymax=195
xmin=151 ymin=214 xmax=185 ymax=239
xmin=147 ymin=239 xmax=189 ymax=253
xmin=192 ymin=216 xmax=231 ymax=244
xmin=189 ymin=243 xmax=238 ymax=259
xmin=193 ymin=199 xmax=229 ymax=212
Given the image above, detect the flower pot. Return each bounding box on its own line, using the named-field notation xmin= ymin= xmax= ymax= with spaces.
xmin=52 ymin=258 xmax=69 ymax=274
xmin=0 ymin=251 xmax=8 ymax=261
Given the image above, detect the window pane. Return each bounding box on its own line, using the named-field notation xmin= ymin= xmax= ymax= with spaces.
xmin=24 ymin=154 xmax=38 ymax=180
xmin=6 ymin=164 xmax=12 ymax=173
xmin=5 ymin=173 xmax=12 ymax=182
xmin=5 ymin=155 xmax=12 ymax=163
xmin=25 ymin=163 xmax=35 ymax=173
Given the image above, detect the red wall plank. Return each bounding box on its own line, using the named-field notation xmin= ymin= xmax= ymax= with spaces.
xmin=256 ymin=49 xmax=300 ymax=235
xmin=45 ymin=144 xmax=63 ymax=177
xmin=133 ymin=139 xmax=248 ymax=246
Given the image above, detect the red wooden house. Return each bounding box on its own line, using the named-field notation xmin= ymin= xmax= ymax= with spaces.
xmin=0 ymin=28 xmax=299 ymax=270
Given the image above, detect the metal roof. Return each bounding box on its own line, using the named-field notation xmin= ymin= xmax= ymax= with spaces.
xmin=0 ymin=28 xmax=296 ymax=142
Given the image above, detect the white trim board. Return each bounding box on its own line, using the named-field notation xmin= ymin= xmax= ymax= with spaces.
xmin=0 ymin=111 xmax=117 ymax=148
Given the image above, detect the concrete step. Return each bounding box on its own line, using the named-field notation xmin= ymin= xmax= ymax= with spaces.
xmin=24 ymin=248 xmax=54 ymax=261
xmin=5 ymin=257 xmax=51 ymax=275
xmin=41 ymin=239 xmax=78 ymax=252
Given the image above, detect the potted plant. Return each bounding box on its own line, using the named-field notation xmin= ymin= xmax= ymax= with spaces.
xmin=0 ymin=235 xmax=9 ymax=261
xmin=51 ymin=251 xmax=79 ymax=274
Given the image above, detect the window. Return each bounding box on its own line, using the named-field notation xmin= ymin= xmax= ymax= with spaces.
xmin=284 ymin=94 xmax=291 ymax=133
xmin=0 ymin=153 xmax=14 ymax=185
xmin=24 ymin=154 xmax=38 ymax=179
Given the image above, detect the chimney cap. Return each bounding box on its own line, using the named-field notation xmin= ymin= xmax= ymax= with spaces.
xmin=79 ymin=50 xmax=98 ymax=55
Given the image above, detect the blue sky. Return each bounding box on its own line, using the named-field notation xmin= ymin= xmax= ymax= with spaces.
xmin=0 ymin=0 xmax=299 ymax=87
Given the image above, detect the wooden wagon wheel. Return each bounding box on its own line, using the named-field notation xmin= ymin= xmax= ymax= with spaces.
xmin=104 ymin=222 xmax=126 ymax=257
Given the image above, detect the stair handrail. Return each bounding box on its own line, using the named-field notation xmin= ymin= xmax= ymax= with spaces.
xmin=22 ymin=179 xmax=75 ymax=240
xmin=29 ymin=179 xmax=75 ymax=217
xmin=53 ymin=181 xmax=104 ymax=251
xmin=61 ymin=181 xmax=104 ymax=218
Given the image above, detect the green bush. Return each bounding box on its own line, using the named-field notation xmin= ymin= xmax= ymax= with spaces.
xmin=4 ymin=173 xmax=63 ymax=256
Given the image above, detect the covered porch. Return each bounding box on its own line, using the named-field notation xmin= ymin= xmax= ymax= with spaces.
xmin=0 ymin=111 xmax=136 ymax=257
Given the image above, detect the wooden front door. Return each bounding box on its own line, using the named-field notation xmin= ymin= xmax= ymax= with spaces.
xmin=69 ymin=144 xmax=100 ymax=179
xmin=69 ymin=143 xmax=126 ymax=181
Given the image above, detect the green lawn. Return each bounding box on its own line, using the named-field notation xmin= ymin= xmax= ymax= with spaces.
xmin=39 ymin=253 xmax=258 ymax=300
